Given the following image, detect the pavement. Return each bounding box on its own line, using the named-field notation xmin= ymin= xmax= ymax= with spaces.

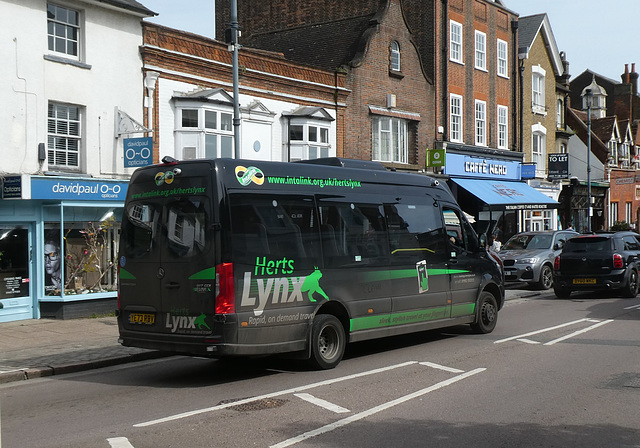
xmin=0 ymin=287 xmax=541 ymax=385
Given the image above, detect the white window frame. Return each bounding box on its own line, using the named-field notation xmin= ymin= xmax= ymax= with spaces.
xmin=497 ymin=105 xmax=508 ymax=149
xmin=47 ymin=3 xmax=80 ymax=59
xmin=608 ymin=139 xmax=619 ymax=166
xmin=47 ymin=101 xmax=81 ymax=170
xmin=289 ymin=121 xmax=331 ymax=161
xmin=450 ymin=21 xmax=463 ymax=64
xmin=475 ymin=30 xmax=486 ymax=71
xmin=372 ymin=116 xmax=408 ymax=164
xmin=450 ymin=94 xmax=463 ymax=143
xmin=390 ymin=41 xmax=400 ymax=72
xmin=532 ymin=65 xmax=546 ymax=115
xmin=556 ymin=99 xmax=564 ymax=129
xmin=497 ymin=39 xmax=508 ymax=78
xmin=626 ymin=202 xmax=632 ymax=224
xmin=475 ymin=100 xmax=487 ymax=146
xmin=531 ymin=123 xmax=547 ymax=178
xmin=610 ymin=202 xmax=618 ymax=226
xmin=175 ymin=106 xmax=234 ymax=160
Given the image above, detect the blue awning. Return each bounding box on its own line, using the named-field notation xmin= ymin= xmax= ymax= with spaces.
xmin=451 ymin=178 xmax=558 ymax=211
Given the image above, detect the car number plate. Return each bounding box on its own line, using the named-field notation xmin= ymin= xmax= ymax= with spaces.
xmin=129 ymin=313 xmax=155 ymax=324
xmin=573 ymin=278 xmax=596 ymax=285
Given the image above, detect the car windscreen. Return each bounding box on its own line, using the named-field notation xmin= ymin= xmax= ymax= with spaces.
xmin=502 ymin=234 xmax=552 ymax=250
xmin=563 ymin=237 xmax=611 ymax=253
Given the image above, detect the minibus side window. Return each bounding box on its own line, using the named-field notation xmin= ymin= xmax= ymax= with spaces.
xmin=443 ymin=207 xmax=479 ymax=251
xmin=318 ymin=202 xmax=388 ymax=268
xmin=230 ymin=195 xmax=321 ymax=269
xmin=384 ymin=203 xmax=447 ymax=264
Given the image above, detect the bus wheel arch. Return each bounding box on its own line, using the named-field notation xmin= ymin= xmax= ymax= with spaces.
xmin=471 ymin=290 xmax=498 ymax=334
xmin=307 ymin=302 xmax=349 ymax=370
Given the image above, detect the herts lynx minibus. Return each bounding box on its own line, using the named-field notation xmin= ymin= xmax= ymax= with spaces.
xmin=117 ymin=157 xmax=504 ymax=369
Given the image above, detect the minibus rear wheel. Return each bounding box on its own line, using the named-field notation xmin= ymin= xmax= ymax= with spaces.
xmin=309 ymin=314 xmax=345 ymax=370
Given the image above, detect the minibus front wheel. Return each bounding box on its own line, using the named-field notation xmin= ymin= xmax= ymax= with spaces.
xmin=309 ymin=314 xmax=346 ymax=370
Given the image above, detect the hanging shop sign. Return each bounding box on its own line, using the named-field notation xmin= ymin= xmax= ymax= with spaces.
xmin=124 ymin=137 xmax=153 ymax=168
xmin=30 ymin=177 xmax=128 ymax=201
xmin=547 ymin=153 xmax=569 ymax=180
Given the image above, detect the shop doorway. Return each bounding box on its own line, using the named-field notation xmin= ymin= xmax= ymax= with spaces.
xmin=0 ymin=225 xmax=33 ymax=322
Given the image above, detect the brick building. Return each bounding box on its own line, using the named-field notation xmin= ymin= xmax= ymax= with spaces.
xmin=142 ymin=23 xmax=348 ymax=163
xmin=215 ymin=0 xmax=436 ymax=171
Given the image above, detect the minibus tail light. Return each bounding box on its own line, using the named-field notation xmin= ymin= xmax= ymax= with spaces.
xmin=215 ymin=263 xmax=235 ymax=314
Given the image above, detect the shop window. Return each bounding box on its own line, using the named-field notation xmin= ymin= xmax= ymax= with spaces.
xmin=44 ymin=207 xmax=121 ymax=296
xmin=0 ymin=227 xmax=30 ymax=300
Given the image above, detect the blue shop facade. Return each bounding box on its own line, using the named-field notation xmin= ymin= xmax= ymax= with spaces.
xmin=0 ymin=175 xmax=127 ymax=322
xmin=443 ymin=145 xmax=561 ymax=243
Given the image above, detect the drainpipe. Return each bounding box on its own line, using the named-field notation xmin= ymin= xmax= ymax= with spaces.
xmin=441 ymin=0 xmax=449 ymax=143
xmin=511 ymin=19 xmax=519 ymax=151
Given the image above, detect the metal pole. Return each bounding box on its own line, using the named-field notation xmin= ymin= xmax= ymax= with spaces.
xmin=230 ymin=0 xmax=241 ymax=159
xmin=586 ymin=90 xmax=592 ymax=233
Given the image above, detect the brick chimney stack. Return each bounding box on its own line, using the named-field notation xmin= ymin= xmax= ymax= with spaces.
xmin=622 ymin=63 xmax=629 ymax=84
xmin=631 ymin=63 xmax=638 ymax=95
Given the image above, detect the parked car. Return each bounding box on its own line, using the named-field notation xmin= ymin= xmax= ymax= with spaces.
xmin=498 ymin=230 xmax=577 ymax=290
xmin=553 ymin=231 xmax=640 ymax=299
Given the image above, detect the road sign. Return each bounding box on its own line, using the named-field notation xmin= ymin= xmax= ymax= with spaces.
xmin=124 ymin=137 xmax=153 ymax=168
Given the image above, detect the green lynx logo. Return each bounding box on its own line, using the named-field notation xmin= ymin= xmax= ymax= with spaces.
xmin=165 ymin=312 xmax=210 ymax=333
xmin=241 ymin=257 xmax=329 ymax=316
xmin=235 ymin=165 xmax=264 ymax=186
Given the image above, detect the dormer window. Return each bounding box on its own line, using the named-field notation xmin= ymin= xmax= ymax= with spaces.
xmin=390 ymin=41 xmax=401 ymax=72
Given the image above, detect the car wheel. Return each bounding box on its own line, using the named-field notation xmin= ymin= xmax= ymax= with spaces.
xmin=553 ymin=285 xmax=571 ymax=299
xmin=622 ymin=268 xmax=639 ymax=298
xmin=537 ymin=264 xmax=553 ymax=290
xmin=471 ymin=291 xmax=498 ymax=334
xmin=308 ymin=314 xmax=345 ymax=370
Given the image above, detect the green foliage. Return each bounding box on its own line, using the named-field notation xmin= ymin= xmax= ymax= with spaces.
xmin=610 ymin=221 xmax=631 ymax=231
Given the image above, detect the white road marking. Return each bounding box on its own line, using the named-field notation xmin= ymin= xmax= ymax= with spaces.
xmin=544 ymin=319 xmax=614 ymax=345
xmin=494 ymin=318 xmax=592 ymax=344
xmin=107 ymin=437 xmax=135 ymax=448
xmin=270 ymin=368 xmax=486 ymax=448
xmin=294 ymin=393 xmax=350 ymax=413
xmin=516 ymin=338 xmax=541 ymax=345
xmin=134 ymin=361 xmax=417 ymax=427
xmin=624 ymin=303 xmax=640 ymax=310
xmin=419 ymin=362 xmax=464 ymax=373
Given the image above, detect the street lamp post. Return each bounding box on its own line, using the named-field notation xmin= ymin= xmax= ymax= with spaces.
xmin=584 ymin=88 xmax=593 ymax=233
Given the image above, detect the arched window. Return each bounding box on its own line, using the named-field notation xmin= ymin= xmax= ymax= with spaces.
xmin=390 ymin=41 xmax=400 ymax=72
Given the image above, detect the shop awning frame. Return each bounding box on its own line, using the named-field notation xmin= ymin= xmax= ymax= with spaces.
xmin=451 ymin=178 xmax=558 ymax=211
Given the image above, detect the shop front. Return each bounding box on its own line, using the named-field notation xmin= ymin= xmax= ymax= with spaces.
xmin=443 ymin=149 xmax=559 ymax=243
xmin=0 ymin=175 xmax=127 ymax=322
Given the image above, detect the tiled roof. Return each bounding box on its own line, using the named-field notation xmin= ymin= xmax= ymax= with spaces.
xmin=591 ymin=116 xmax=617 ymax=142
xmin=517 ymin=14 xmax=545 ymax=53
xmin=244 ymin=15 xmax=377 ymax=71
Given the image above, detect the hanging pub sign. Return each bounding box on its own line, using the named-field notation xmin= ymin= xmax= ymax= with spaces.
xmin=548 ymin=153 xmax=569 ymax=180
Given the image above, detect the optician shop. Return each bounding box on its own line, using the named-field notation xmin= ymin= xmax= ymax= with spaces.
xmin=0 ymin=175 xmax=127 ymax=323
xmin=443 ymin=147 xmax=560 ymax=243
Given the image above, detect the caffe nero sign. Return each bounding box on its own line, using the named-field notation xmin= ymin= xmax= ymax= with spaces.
xmin=548 ymin=153 xmax=569 ymax=180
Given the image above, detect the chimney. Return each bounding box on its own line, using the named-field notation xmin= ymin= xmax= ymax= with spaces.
xmin=631 ymin=63 xmax=638 ymax=95
xmin=622 ymin=63 xmax=629 ymax=84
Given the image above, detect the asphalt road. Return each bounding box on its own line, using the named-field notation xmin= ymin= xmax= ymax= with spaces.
xmin=1 ymin=289 xmax=639 ymax=448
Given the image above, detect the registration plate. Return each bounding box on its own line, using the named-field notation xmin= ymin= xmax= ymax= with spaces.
xmin=129 ymin=313 xmax=155 ymax=324
xmin=573 ymin=278 xmax=596 ymax=285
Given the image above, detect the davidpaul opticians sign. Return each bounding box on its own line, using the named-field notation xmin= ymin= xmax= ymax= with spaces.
xmin=30 ymin=177 xmax=128 ymax=201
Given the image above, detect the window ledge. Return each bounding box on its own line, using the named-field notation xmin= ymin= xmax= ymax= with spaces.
xmin=389 ymin=69 xmax=405 ymax=79
xmin=44 ymin=54 xmax=92 ymax=70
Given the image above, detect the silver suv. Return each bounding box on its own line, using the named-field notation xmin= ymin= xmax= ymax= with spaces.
xmin=498 ymin=230 xmax=578 ymax=289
